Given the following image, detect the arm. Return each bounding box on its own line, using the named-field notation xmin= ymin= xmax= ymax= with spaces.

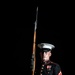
xmin=54 ymin=64 xmax=62 ymax=75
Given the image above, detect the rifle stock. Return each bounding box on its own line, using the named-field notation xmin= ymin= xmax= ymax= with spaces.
xmin=32 ymin=30 xmax=36 ymax=75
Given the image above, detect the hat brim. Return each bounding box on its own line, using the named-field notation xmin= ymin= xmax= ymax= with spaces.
xmin=41 ymin=48 xmax=52 ymax=52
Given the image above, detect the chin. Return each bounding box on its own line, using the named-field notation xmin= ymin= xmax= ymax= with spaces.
xmin=43 ymin=58 xmax=49 ymax=62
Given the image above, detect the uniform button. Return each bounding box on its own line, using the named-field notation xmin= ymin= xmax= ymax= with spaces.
xmin=41 ymin=70 xmax=43 ymax=72
xmin=42 ymin=65 xmax=44 ymax=66
xmin=48 ymin=72 xmax=49 ymax=73
xmin=41 ymin=67 xmax=44 ymax=69
xmin=40 ymin=74 xmax=42 ymax=75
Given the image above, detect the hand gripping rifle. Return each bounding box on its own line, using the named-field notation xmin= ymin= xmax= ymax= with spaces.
xmin=31 ymin=7 xmax=38 ymax=75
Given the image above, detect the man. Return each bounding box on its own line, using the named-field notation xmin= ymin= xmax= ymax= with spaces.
xmin=37 ymin=43 xmax=62 ymax=75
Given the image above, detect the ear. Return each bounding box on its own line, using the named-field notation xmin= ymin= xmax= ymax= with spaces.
xmin=49 ymin=52 xmax=52 ymax=57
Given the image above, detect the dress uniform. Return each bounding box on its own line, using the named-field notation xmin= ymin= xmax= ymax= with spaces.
xmin=37 ymin=43 xmax=62 ymax=75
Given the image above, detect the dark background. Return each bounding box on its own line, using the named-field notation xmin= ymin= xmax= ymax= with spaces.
xmin=15 ymin=0 xmax=74 ymax=75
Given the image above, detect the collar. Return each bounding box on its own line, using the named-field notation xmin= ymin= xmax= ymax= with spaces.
xmin=42 ymin=60 xmax=51 ymax=65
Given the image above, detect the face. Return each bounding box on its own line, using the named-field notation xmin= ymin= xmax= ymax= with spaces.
xmin=41 ymin=51 xmax=51 ymax=62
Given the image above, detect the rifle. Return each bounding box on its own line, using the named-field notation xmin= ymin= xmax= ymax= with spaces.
xmin=31 ymin=7 xmax=38 ymax=75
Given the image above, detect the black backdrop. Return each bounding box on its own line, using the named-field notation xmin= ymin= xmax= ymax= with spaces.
xmin=15 ymin=0 xmax=74 ymax=75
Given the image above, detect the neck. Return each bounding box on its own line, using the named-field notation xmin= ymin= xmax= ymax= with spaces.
xmin=43 ymin=60 xmax=51 ymax=64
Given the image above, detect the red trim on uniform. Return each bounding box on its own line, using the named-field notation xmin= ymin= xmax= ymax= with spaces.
xmin=58 ymin=71 xmax=62 ymax=75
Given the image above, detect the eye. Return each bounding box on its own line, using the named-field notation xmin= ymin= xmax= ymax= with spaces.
xmin=45 ymin=52 xmax=47 ymax=53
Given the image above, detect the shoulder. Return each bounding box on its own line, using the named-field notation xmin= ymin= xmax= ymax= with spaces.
xmin=50 ymin=61 xmax=60 ymax=66
xmin=50 ymin=61 xmax=62 ymax=75
xmin=50 ymin=61 xmax=61 ymax=70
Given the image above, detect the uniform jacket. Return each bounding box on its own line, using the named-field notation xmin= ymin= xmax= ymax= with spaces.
xmin=35 ymin=61 xmax=62 ymax=75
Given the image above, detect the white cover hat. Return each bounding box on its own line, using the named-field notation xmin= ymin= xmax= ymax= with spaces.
xmin=38 ymin=43 xmax=55 ymax=51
